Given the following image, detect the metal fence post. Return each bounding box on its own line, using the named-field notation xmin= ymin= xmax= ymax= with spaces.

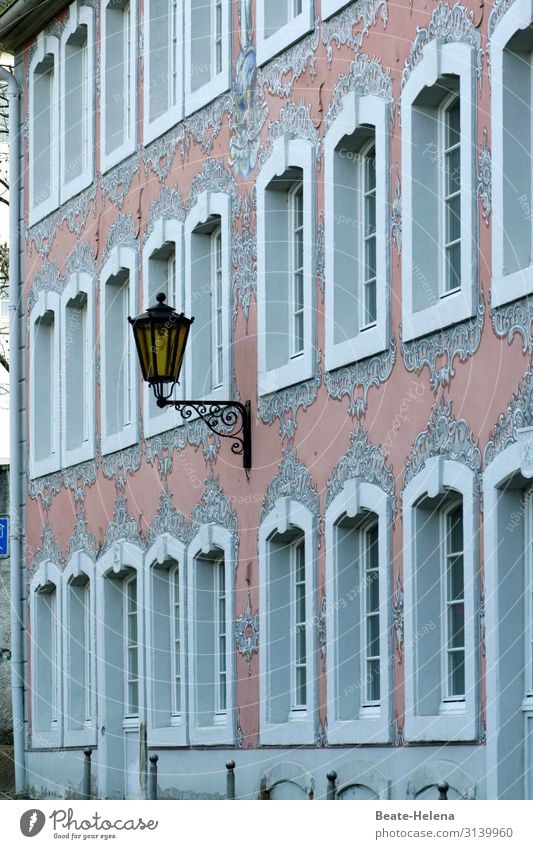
xmin=148 ymin=753 xmax=159 ymax=801
xmin=326 ymin=770 xmax=337 ymax=800
xmin=226 ymin=760 xmax=236 ymax=799
xmin=82 ymin=748 xmax=92 ymax=800
xmin=438 ymin=781 xmax=449 ymax=800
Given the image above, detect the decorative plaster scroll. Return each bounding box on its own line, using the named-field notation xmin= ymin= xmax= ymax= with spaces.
xmin=28 ymin=472 xmax=64 ymax=512
xmin=190 ymin=473 xmax=238 ymax=542
xmin=317 ymin=716 xmax=327 ymax=748
xmin=67 ymin=508 xmax=98 ymax=561
xmin=484 ymin=367 xmax=533 ymax=466
xmin=229 ymin=0 xmax=269 ymax=178
xmin=325 ymin=53 xmax=394 ymax=132
xmin=490 ymin=295 xmax=533 ymax=353
xmin=401 ymin=296 xmax=485 ymax=390
xmin=187 ymin=158 xmax=238 ymax=218
xmin=260 ymin=446 xmax=320 ymax=525
xmin=488 ymin=0 xmax=518 ymax=40
xmin=401 ymin=1 xmax=483 ymax=91
xmin=393 ymin=714 xmax=405 ymax=746
xmin=144 ymin=422 xmax=220 ymax=478
xmin=100 ymin=153 xmax=141 ymax=209
xmin=257 ymin=20 xmax=320 ymax=97
xmin=392 ymin=574 xmax=404 ymax=663
xmin=321 ymin=0 xmax=388 ymax=67
xmin=146 ymin=489 xmax=189 ymax=546
xmin=29 ymin=523 xmax=64 ymax=582
xmin=258 ymin=101 xmax=321 ymax=170
xmin=100 ymin=214 xmax=138 ymax=268
xmin=479 ymin=592 xmax=486 ymax=658
xmin=185 ymin=93 xmax=234 ymax=156
xmin=144 ymin=186 xmax=186 ymax=245
xmin=143 ymin=125 xmax=188 ymax=182
xmin=236 ymin=713 xmax=245 ymax=749
xmin=403 ymin=397 xmax=481 ymax=490
xmin=27 ymin=259 xmax=64 ymax=316
xmin=318 ymin=594 xmax=327 ymax=672
xmin=325 ymin=336 xmax=396 ymax=418
xmin=477 ymin=128 xmax=491 ymax=226
xmin=235 ymin=591 xmax=259 ymax=675
xmin=26 ymin=182 xmax=98 ymax=258
xmin=63 ymin=459 xmax=98 ymax=503
xmin=101 ymin=445 xmax=142 ymax=490
xmin=102 ymin=494 xmax=143 ymax=553
xmin=325 ymin=425 xmax=396 ymax=509
xmin=316 ymin=212 xmax=325 ymax=297
xmin=391 ymin=170 xmax=402 ymax=255
xmin=66 ymin=240 xmax=97 ymax=276
xmin=258 ymin=349 xmax=322 ymax=441
xmin=232 ymin=191 xmax=257 ymax=325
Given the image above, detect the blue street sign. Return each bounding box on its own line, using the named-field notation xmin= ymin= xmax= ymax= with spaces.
xmin=0 ymin=516 xmax=8 ymax=558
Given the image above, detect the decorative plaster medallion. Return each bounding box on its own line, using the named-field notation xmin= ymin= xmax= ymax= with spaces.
xmin=490 ymin=295 xmax=533 ymax=353
xmin=325 ymin=336 xmax=396 ymax=418
xmin=400 ymin=296 xmax=485 ymax=391
xmin=190 ymin=474 xmax=238 ymax=549
xmin=101 ymin=445 xmax=142 ymax=490
xmin=102 ymin=494 xmax=143 ymax=553
xmin=260 ymin=446 xmax=320 ymax=525
xmin=257 ymin=21 xmax=320 ymax=96
xmin=147 ymin=489 xmax=189 ymax=546
xmin=477 ymin=128 xmax=491 ymax=226
xmin=484 ymin=368 xmax=533 ymax=465
xmin=235 ymin=591 xmax=259 ymax=675
xmin=258 ymin=350 xmax=322 ymax=441
xmin=321 ymin=0 xmax=388 ymax=67
xmin=29 ymin=523 xmax=64 ymax=582
xmin=325 ymin=53 xmax=394 ymax=132
xmin=403 ymin=397 xmax=481 ymax=490
xmin=144 ymin=187 xmax=186 ymax=246
xmin=258 ymin=101 xmax=322 ymax=170
xmin=401 ymin=1 xmax=483 ymax=91
xmin=392 ymin=573 xmax=404 ymax=663
xmin=316 ymin=212 xmax=325 ymax=298
xmin=144 ymin=422 xmax=220 ymax=478
xmin=67 ymin=508 xmax=98 ymax=561
xmin=325 ymin=425 xmax=396 ymax=509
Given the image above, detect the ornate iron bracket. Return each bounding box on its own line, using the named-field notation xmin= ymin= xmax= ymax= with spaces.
xmin=157 ymin=399 xmax=252 ymax=471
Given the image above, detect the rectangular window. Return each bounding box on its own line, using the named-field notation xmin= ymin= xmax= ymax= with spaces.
xmin=104 ymin=1 xmax=132 ymax=159
xmin=214 ymin=557 xmax=227 ymax=716
xmin=291 ymin=541 xmax=307 ymax=711
xmin=442 ymin=97 xmax=461 ymax=295
xmin=125 ymin=577 xmax=139 ymax=717
xmin=443 ymin=504 xmax=465 ymax=700
xmin=361 ymin=144 xmax=377 ymax=328
xmin=149 ymin=0 xmax=179 ymax=121
xmin=363 ymin=522 xmax=380 ymax=704
xmin=171 ymin=566 xmax=181 ymax=716
xmin=214 ymin=0 xmax=223 ymax=75
xmin=65 ymin=294 xmax=88 ymax=452
xmin=32 ymin=57 xmax=54 ymax=209
xmin=104 ymin=274 xmax=131 ymax=437
xmin=35 ymin=587 xmax=59 ymax=730
xmin=289 ymin=183 xmax=304 ymax=359
xmin=68 ymin=581 xmax=92 ymax=728
xmin=64 ymin=26 xmax=88 ymax=186
xmin=33 ymin=313 xmax=55 ymax=463
xmin=211 ymin=228 xmax=223 ymax=389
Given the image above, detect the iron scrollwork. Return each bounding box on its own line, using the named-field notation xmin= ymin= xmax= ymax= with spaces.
xmin=160 ymin=400 xmax=252 ymax=470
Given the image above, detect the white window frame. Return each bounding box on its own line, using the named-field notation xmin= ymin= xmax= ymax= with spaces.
xmin=142 ymin=218 xmax=183 ymax=437
xmin=324 ymin=92 xmax=390 ymax=370
xmin=62 ymin=552 xmax=97 ymax=747
xmin=401 ymin=40 xmax=477 ymax=341
xmin=403 ymin=457 xmax=478 ymax=741
xmin=184 ymin=191 xmax=231 ymax=403
xmin=259 ymin=498 xmax=317 ymax=745
xmin=256 ymin=0 xmax=314 ymax=67
xmin=99 ymin=245 xmax=139 ymax=456
xmin=30 ymin=561 xmax=63 ymax=749
xmin=28 ymin=33 xmax=60 ymax=225
xmin=187 ymin=524 xmax=235 ymax=746
xmin=257 ymin=136 xmax=316 ymax=395
xmin=321 ymin=0 xmax=350 ymax=20
xmin=60 ymin=272 xmax=96 ymax=468
xmin=184 ymin=0 xmax=231 ymax=115
xmin=491 ymin=0 xmax=533 ymax=307
xmin=143 ymin=0 xmax=183 ymax=145
xmin=325 ymin=480 xmax=392 ymax=744
xmin=145 ymin=534 xmax=188 ymax=746
xmin=100 ymin=0 xmax=137 ymax=174
xmin=29 ymin=290 xmax=61 ymax=479
xmin=124 ymin=572 xmax=139 ymax=718
xmin=440 ymin=499 xmax=466 ymax=704
xmin=60 ymin=2 xmax=95 ymax=203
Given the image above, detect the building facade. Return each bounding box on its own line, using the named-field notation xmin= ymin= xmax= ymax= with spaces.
xmin=1 ymin=0 xmax=532 ymax=800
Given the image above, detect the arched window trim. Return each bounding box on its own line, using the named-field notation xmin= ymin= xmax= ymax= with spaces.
xmin=401 ymin=39 xmax=477 ymax=342
xmin=187 ymin=524 xmax=235 ymax=745
xmin=30 ymin=560 xmax=63 ymax=749
xmin=325 ymin=480 xmax=392 ymax=745
xmin=29 ymin=290 xmax=61 ymax=479
xmin=403 ymin=457 xmax=479 ymax=742
xmin=145 ymin=534 xmax=188 ymax=746
xmin=258 ymin=498 xmax=317 ymax=745
xmin=324 ymin=91 xmax=390 ymax=371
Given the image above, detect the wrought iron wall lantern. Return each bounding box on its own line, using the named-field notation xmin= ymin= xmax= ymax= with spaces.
xmin=129 ymin=293 xmax=251 ymax=470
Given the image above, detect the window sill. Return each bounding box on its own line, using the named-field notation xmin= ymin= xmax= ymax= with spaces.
xmin=122 ymin=717 xmax=140 ymax=731
xmin=256 ymin=12 xmax=315 ymax=67
xmin=491 ymin=267 xmax=533 ymax=310
xmin=189 ymin=723 xmax=234 ymax=746
xmin=143 ymin=108 xmax=184 ymax=148
xmin=404 ymin=711 xmax=477 ymax=743
xmin=258 ymin=352 xmax=314 ymax=397
xmin=185 ymin=72 xmax=230 ymax=119
xmin=60 ymin=171 xmax=94 ymax=207
xmin=64 ymin=726 xmax=98 ymax=748
xmin=402 ymin=289 xmax=475 ymax=343
xmin=148 ymin=725 xmax=188 ymax=747
xmin=326 ymin=326 xmax=389 ymax=373
xmin=100 ymin=139 xmax=136 ymax=176
xmin=327 ymin=714 xmax=391 ymax=745
xmin=260 ymin=718 xmax=315 ymax=746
